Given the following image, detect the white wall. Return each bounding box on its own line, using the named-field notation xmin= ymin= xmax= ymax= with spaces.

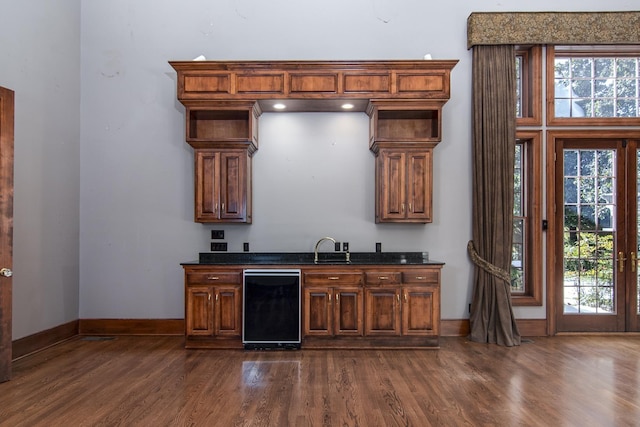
xmin=0 ymin=0 xmax=81 ymax=339
xmin=78 ymin=0 xmax=639 ymax=321
xmin=4 ymin=1 xmax=639 ymax=338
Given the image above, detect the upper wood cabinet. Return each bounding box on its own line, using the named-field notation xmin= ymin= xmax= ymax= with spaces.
xmin=170 ymin=60 xmax=456 ymax=224
xmin=376 ymin=148 xmax=433 ymax=223
xmin=195 ymin=149 xmax=251 ymax=223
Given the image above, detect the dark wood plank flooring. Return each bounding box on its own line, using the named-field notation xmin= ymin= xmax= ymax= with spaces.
xmin=1 ymin=335 xmax=639 ymax=426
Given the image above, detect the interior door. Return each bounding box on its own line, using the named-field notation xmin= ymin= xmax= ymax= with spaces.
xmin=554 ymin=137 xmax=640 ymax=332
xmin=0 ymin=86 xmax=15 ymax=383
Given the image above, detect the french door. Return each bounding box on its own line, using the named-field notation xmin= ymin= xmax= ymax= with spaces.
xmin=554 ymin=136 xmax=640 ymax=332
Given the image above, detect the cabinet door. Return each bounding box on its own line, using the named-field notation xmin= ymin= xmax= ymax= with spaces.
xmin=186 ymin=286 xmax=214 ymax=336
xmin=365 ymin=288 xmax=401 ymax=336
xmin=406 ymin=150 xmax=432 ymax=222
xmin=303 ymin=287 xmax=332 ymax=336
xmin=377 ymin=150 xmax=406 ymax=222
xmin=215 ymin=285 xmax=242 ymax=337
xmin=195 ymin=150 xmax=220 ymax=222
xmin=401 ymin=286 xmax=439 ymax=336
xmin=219 ymin=151 xmax=248 ymax=221
xmin=334 ymin=287 xmax=364 ymax=336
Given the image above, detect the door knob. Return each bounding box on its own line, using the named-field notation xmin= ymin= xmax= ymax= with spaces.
xmin=0 ymin=268 xmax=12 ymax=277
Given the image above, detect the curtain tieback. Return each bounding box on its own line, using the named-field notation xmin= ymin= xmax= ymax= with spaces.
xmin=467 ymin=240 xmax=511 ymax=283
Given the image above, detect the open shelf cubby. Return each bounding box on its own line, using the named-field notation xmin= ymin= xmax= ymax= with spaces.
xmin=375 ymin=109 xmax=440 ymax=142
xmin=187 ymin=109 xmax=251 ymax=142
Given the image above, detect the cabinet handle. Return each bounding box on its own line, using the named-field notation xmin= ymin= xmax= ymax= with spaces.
xmin=336 ymin=294 xmax=339 ymax=303
xmin=401 ymin=203 xmax=405 ymax=213
xmin=221 ymin=203 xmax=225 ymax=212
xmin=208 ymin=293 xmax=211 ymax=301
xmin=404 ymin=293 xmax=408 ymax=303
xmin=618 ymin=251 xmax=626 ymax=273
xmin=409 ymin=203 xmax=412 ymax=212
xmin=378 ymin=276 xmax=389 ymax=280
xmin=415 ymin=276 xmax=426 ymax=280
xmin=215 ymin=293 xmax=218 ymax=302
xmin=396 ymin=294 xmax=400 ymax=303
xmin=214 ymin=203 xmax=218 ymax=214
xmin=328 ymin=276 xmax=340 ymax=280
xmin=328 ymin=294 xmax=332 ymax=302
xmin=207 ymin=276 xmax=219 ymax=280
xmin=631 ymin=252 xmax=637 ymax=273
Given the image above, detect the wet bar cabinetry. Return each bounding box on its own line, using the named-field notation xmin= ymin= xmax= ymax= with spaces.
xmin=170 ymin=60 xmax=457 ymax=223
xmin=184 ymin=268 xmax=242 ymax=345
xmin=182 ymin=262 xmax=442 ymax=349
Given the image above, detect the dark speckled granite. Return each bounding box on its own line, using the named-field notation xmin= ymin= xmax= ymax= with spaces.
xmin=188 ymin=252 xmax=442 ymax=265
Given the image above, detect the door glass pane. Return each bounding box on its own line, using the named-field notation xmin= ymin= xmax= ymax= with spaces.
xmin=563 ymin=149 xmax=616 ymax=314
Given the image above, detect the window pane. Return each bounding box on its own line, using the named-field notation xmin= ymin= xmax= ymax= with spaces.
xmin=512 ymin=218 xmax=525 ymax=293
xmin=554 ymin=54 xmax=640 ymax=118
xmin=595 ymin=58 xmax=614 ymax=78
xmin=516 ymin=56 xmax=522 ymax=118
xmin=514 ymin=143 xmax=523 ymax=216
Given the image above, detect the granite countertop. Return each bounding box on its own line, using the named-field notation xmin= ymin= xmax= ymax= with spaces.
xmin=183 ymin=252 xmax=443 ymax=266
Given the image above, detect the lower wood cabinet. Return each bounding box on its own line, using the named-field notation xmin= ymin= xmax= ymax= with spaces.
xmin=364 ymin=285 xmax=439 ymax=337
xmin=182 ymin=264 xmax=442 ymax=349
xmin=304 ymin=286 xmax=364 ymax=336
xmin=184 ymin=268 xmax=243 ymax=348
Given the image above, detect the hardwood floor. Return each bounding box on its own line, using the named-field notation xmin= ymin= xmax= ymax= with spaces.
xmin=1 ymin=335 xmax=639 ymax=426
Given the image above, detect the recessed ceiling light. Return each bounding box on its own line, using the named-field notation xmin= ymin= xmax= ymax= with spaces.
xmin=341 ymin=103 xmax=355 ymax=110
xmin=273 ymin=103 xmax=286 ymax=110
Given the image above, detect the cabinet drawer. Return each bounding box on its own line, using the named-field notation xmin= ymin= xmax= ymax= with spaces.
xmin=402 ymin=270 xmax=439 ymax=284
xmin=364 ymin=272 xmax=402 ymax=286
xmin=187 ymin=272 xmax=242 ymax=285
xmin=304 ymin=272 xmax=363 ymax=286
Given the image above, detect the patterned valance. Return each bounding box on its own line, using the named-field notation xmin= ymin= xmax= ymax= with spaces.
xmin=467 ymin=12 xmax=640 ymax=49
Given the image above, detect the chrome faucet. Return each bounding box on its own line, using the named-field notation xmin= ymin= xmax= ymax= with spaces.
xmin=314 ymin=237 xmax=336 ymax=264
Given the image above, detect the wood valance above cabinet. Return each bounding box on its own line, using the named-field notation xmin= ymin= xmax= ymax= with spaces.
xmin=169 ymin=60 xmax=458 ymax=111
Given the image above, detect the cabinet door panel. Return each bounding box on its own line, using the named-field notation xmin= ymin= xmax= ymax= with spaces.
xmin=215 ymin=286 xmax=242 ymax=336
xmin=365 ymin=288 xmax=401 ymax=336
xmin=195 ymin=151 xmax=219 ymax=220
xmin=186 ymin=287 xmax=213 ymax=336
xmin=402 ymin=286 xmax=439 ymax=336
xmin=219 ymin=151 xmax=246 ymax=220
xmin=378 ymin=151 xmax=406 ymax=221
xmin=335 ymin=287 xmax=363 ymax=336
xmin=304 ymin=288 xmax=332 ymax=336
xmin=406 ymin=150 xmax=432 ymax=221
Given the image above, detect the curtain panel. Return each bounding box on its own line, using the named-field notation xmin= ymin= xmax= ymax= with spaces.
xmin=469 ymin=45 xmax=521 ymax=347
xmin=467 ymin=12 xmax=640 ymax=48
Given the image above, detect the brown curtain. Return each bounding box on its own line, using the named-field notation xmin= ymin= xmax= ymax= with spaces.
xmin=468 ymin=45 xmax=520 ymax=347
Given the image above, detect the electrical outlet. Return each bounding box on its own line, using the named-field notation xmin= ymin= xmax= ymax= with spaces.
xmin=210 ymin=242 xmax=228 ymax=251
xmin=376 ymin=242 xmax=382 ymax=252
xmin=343 ymin=242 xmax=349 ymax=252
xmin=243 ymin=242 xmax=250 ymax=252
xmin=334 ymin=242 xmax=341 ymax=251
xmin=211 ymin=230 xmax=225 ymax=239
